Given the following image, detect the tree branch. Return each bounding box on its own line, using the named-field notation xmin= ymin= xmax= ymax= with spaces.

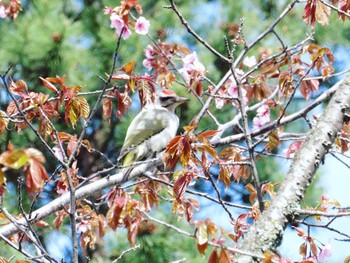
xmin=0 ymin=168 xmax=143 ymax=239
xmin=232 ymin=74 xmax=350 ymax=262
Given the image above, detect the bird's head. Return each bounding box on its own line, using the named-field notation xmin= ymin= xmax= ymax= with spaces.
xmin=155 ymin=89 xmax=189 ymax=112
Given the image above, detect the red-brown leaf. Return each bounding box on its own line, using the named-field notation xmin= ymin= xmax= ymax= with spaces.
xmin=185 ymin=201 xmax=194 ymax=222
xmin=309 ymin=238 xmax=318 ymax=257
xmin=54 ymin=210 xmax=68 ymax=230
xmin=10 ymin=79 xmax=28 ymax=95
xmin=40 ymin=77 xmax=58 ymax=93
xmin=45 ymin=76 xmax=66 ymax=85
xmin=103 ymin=98 xmax=113 ymax=121
xmin=25 ymin=159 xmax=48 ymax=194
xmin=174 ymin=172 xmax=193 ymax=201
xmin=208 ymin=249 xmax=219 ymax=263
xmin=198 ymin=130 xmax=219 ymax=139
xmin=194 ymin=80 xmax=203 ymax=96
xmin=293 ymin=226 xmax=306 ymax=237
xmin=219 ymin=166 xmax=230 ymax=188
xmin=302 ymin=0 xmax=317 ymax=27
xmin=124 ymin=212 xmax=142 ymax=246
xmin=299 ymin=242 xmax=307 ymax=257
xmin=116 ymin=90 xmax=131 ymax=119
xmin=219 ymin=249 xmax=231 ymax=263
xmin=106 ymin=196 xmax=126 ymax=230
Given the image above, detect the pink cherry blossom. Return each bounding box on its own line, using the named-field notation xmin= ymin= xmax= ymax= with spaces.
xmin=321 ymin=194 xmax=329 ymax=201
xmin=253 ymin=116 xmax=264 ymax=129
xmin=243 ymin=56 xmax=257 ymax=67
xmin=135 ymin=16 xmax=150 ymax=35
xmin=228 ymin=81 xmax=248 ymax=105
xmin=215 ymin=88 xmax=226 ymax=109
xmin=142 ymin=45 xmax=155 ymax=71
xmin=227 ymin=74 xmax=248 ymax=108
xmin=145 ymin=45 xmax=155 ymax=59
xmin=214 ymin=70 xmax=248 ymax=110
xmin=253 ymin=105 xmax=270 ymax=130
xmin=179 ymin=52 xmax=205 ymax=85
xmin=182 ymin=52 xmax=205 ymax=74
xmin=110 ymin=13 xmax=124 ymax=29
xmin=256 ymin=104 xmax=270 ymax=123
xmin=110 ymin=13 xmax=131 ymax=40
xmin=118 ymin=26 xmax=132 ymax=40
xmin=143 ymin=58 xmax=153 ymax=71
xmin=285 ymin=141 xmax=303 ymax=158
xmin=318 ymin=243 xmax=332 ymax=261
xmin=0 ymin=5 xmax=7 ymax=19
xmin=104 ymin=6 xmax=114 ymax=15
xmin=76 ymin=219 xmax=89 ymax=233
xmin=179 ymin=68 xmax=191 ymax=84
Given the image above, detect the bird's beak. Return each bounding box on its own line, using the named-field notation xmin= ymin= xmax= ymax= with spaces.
xmin=175 ymin=96 xmax=190 ymax=104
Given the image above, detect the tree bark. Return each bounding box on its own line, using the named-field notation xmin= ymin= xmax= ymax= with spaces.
xmin=233 ymin=76 xmax=350 ymax=262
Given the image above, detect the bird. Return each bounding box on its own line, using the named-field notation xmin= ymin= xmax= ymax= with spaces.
xmin=118 ymin=89 xmax=189 ymax=178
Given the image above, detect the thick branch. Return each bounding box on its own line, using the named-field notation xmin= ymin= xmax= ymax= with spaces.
xmin=0 ymin=167 xmax=147 ymax=238
xmin=232 ymin=75 xmax=350 ymax=262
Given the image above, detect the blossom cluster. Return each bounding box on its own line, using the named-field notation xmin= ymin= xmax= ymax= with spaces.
xmin=0 ymin=0 xmax=22 ymax=19
xmin=253 ymin=104 xmax=270 ymax=130
xmin=179 ymin=52 xmax=206 ymax=85
xmin=105 ymin=7 xmax=150 ymax=40
xmin=142 ymin=47 xmax=206 ymax=87
xmin=0 ymin=5 xmax=6 ymax=18
xmin=215 ymin=70 xmax=248 ymax=110
xmin=142 ymin=45 xmax=156 ymax=71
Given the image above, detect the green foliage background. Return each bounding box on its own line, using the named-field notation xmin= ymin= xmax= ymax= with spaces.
xmin=0 ymin=0 xmax=349 ymax=261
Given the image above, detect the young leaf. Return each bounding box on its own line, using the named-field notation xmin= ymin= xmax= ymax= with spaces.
xmin=208 ymin=249 xmax=219 ymax=263
xmin=315 ymin=1 xmax=330 ymax=26
xmin=77 ymin=97 xmax=90 ymax=120
xmin=0 ymin=111 xmax=9 ymax=135
xmin=173 ymin=172 xmax=194 ymax=201
xmin=196 ymin=221 xmax=208 ymax=254
xmin=103 ymin=98 xmax=113 ymax=121
xmin=218 ymin=166 xmax=230 ymax=188
xmin=219 ymin=249 xmax=231 ymax=263
xmin=268 ymin=130 xmax=280 ymax=151
xmin=25 ymin=159 xmax=49 ymax=194
xmin=10 ymin=79 xmax=28 ymax=95
xmin=107 ymin=196 xmax=126 ymax=230
xmin=40 ymin=77 xmax=58 ymax=93
xmin=0 ymin=149 xmax=28 ymax=170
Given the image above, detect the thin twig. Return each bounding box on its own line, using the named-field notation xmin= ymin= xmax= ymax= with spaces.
xmin=212 ymin=78 xmax=340 ymax=146
xmin=62 ymin=29 xmax=124 ymax=262
xmin=142 ymin=211 xmax=264 ymax=259
xmin=144 ymin=173 xmax=251 ymax=210
xmin=206 ymin=171 xmax=235 ymax=221
xmin=167 ymin=0 xmax=229 ymax=63
xmin=0 ymin=72 xmax=64 ymax=166
xmin=112 ymin=244 xmax=141 ymax=262
xmin=230 ymin=56 xmax=264 ymax=212
xmin=190 ymin=0 xmax=300 ymax=127
xmin=319 ymin=0 xmax=350 ymax=19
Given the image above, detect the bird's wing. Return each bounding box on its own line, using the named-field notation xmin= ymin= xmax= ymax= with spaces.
xmin=118 ymin=108 xmax=168 ymax=163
